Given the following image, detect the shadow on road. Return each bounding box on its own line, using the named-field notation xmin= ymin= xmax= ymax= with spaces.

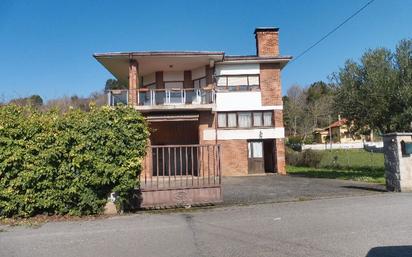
xmin=366 ymin=245 xmax=412 ymax=257
xmin=341 ymin=185 xmax=387 ymax=193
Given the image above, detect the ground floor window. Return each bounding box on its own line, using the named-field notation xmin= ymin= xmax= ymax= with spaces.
xmin=248 ymin=141 xmax=263 ymax=158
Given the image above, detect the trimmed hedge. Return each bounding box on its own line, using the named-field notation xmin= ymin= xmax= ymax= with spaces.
xmin=0 ymin=105 xmax=149 ymax=218
xmin=286 ymin=148 xmax=324 ymax=168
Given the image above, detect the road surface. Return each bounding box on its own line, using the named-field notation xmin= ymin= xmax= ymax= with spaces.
xmin=1 ymin=193 xmax=412 ymax=257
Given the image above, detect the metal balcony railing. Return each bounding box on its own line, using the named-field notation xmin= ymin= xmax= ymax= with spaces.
xmin=107 ymin=88 xmax=215 ymax=106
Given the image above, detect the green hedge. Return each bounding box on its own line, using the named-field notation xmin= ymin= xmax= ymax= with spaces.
xmin=0 ymin=105 xmax=149 ymax=218
xmin=286 ymin=148 xmax=324 ymax=168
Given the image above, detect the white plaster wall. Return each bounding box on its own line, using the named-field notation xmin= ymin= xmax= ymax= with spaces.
xmin=203 ymin=128 xmax=284 ymax=141
xmin=191 ymin=66 xmax=206 ymax=79
xmin=164 ymin=71 xmax=184 ymax=81
xmin=215 ymin=63 xmax=260 ymax=76
xmin=215 ymin=92 xmax=282 ymax=111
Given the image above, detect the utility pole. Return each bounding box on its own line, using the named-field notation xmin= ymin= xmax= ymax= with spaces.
xmin=328 ymin=115 xmax=333 ymax=150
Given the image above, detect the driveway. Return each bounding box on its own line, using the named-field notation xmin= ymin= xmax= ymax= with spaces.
xmin=222 ymin=174 xmax=386 ymax=205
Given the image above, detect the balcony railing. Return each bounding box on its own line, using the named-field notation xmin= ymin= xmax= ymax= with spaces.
xmin=107 ymin=88 xmax=215 ymax=107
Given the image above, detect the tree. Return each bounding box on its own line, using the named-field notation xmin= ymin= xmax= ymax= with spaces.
xmin=105 ymin=79 xmax=127 ymax=91
xmin=334 ymin=39 xmax=412 ymax=134
xmin=9 ymin=94 xmax=43 ymax=108
xmin=283 ymin=85 xmax=306 ymax=136
xmin=284 ymin=82 xmax=336 ymax=141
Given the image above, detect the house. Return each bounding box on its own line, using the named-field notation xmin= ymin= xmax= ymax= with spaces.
xmin=94 ymin=27 xmax=291 ymax=180
xmin=313 ymin=117 xmax=374 ymax=144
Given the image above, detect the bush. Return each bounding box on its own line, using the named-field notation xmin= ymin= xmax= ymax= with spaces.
xmin=286 ymin=148 xmax=324 ymax=168
xmin=0 ymin=105 xmax=149 ymax=218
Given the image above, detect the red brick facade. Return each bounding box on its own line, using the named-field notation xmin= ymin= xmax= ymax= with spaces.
xmin=218 ymin=139 xmax=249 ymax=176
xmin=255 ymin=29 xmax=279 ymax=57
xmin=275 ymin=139 xmax=286 ymax=175
xmin=128 ymin=60 xmax=138 ymax=105
xmin=259 ymin=63 xmax=282 ymax=106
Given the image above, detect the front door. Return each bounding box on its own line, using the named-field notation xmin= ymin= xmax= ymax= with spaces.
xmin=248 ymin=140 xmax=264 ymax=174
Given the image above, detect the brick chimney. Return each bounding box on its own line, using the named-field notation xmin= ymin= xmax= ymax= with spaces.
xmin=254 ymin=27 xmax=279 ymax=57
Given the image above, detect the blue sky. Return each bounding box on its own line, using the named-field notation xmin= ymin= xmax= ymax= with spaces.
xmin=0 ymin=0 xmax=411 ymax=101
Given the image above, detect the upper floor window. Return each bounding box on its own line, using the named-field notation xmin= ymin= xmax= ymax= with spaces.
xmin=216 ymin=75 xmax=259 ymax=91
xmin=218 ymin=111 xmax=273 ymax=128
xmin=193 ymin=77 xmax=207 ymax=89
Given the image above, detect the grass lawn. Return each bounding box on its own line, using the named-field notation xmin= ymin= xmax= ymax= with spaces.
xmin=287 ymin=149 xmax=385 ymax=184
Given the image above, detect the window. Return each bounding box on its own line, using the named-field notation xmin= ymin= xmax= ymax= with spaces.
xmin=248 ymin=141 xmax=263 ymax=158
xmin=217 ymin=113 xmax=227 ymax=128
xmin=217 ymin=111 xmax=274 ymax=128
xmin=253 ymin=112 xmax=262 ymax=127
xmin=263 ymin=112 xmax=273 ymax=126
xmin=216 ymin=76 xmax=227 ymax=87
xmin=193 ymin=77 xmax=206 ymax=89
xmin=227 ymin=113 xmax=237 ymax=127
xmin=238 ymin=112 xmax=252 ymax=128
xmin=248 ymin=75 xmax=259 ymax=86
xmin=215 ymin=75 xmax=260 ymax=91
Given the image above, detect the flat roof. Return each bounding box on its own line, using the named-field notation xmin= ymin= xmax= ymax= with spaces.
xmin=94 ymin=51 xmax=292 ymax=82
xmin=254 ymin=27 xmax=279 ymax=33
xmin=93 ymin=51 xmax=225 ymax=58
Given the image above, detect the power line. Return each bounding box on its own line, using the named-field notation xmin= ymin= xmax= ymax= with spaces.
xmin=291 ymin=0 xmax=376 ymax=63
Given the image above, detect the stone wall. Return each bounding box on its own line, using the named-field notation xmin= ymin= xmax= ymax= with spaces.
xmin=383 ymin=133 xmax=412 ymax=192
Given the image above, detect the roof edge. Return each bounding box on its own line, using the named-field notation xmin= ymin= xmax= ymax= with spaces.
xmin=94 ymin=51 xmax=225 ymax=58
xmin=254 ymin=27 xmax=279 ymax=34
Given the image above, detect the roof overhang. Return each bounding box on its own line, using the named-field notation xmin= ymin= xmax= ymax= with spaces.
xmin=94 ymin=51 xmax=224 ymax=84
xmin=220 ymin=55 xmax=293 ymax=69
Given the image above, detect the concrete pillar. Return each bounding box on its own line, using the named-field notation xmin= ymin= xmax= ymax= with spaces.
xmin=128 ymin=60 xmax=138 ymax=106
xmin=275 ymin=139 xmax=286 ymax=175
xmin=142 ymin=138 xmax=153 ymax=180
xmin=205 ymin=65 xmax=213 ymax=87
xmin=383 ymin=133 xmax=412 ymax=192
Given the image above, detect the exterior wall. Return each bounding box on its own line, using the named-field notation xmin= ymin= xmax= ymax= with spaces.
xmin=260 ymin=63 xmax=282 ymax=106
xmin=142 ymin=72 xmax=156 ymax=86
xmin=384 ymin=133 xmax=412 ymax=192
xmin=198 ymin=112 xmax=248 ymax=176
xmin=219 ymin=139 xmax=248 ymax=176
xmin=203 ymin=128 xmax=284 ymax=140
xmin=191 ymin=66 xmax=206 ymax=80
xmin=155 ymin=71 xmax=164 ymax=89
xmin=140 ymin=186 xmax=222 ymax=208
xmin=255 ymin=29 xmax=279 ymax=56
xmin=198 ymin=111 xmax=215 ymax=144
xmin=163 ymin=71 xmax=184 ymax=81
xmin=183 ymin=70 xmax=193 ymax=88
xmin=215 ymin=91 xmax=283 ymax=111
xmin=206 ymin=65 xmax=214 ymax=86
xmin=215 ymin=63 xmax=260 ymax=76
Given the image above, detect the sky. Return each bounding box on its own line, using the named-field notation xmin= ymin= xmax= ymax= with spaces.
xmin=0 ymin=0 xmax=411 ymax=102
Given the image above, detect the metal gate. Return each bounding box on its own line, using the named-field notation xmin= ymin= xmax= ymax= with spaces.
xmin=139 ymin=144 xmax=222 ymax=208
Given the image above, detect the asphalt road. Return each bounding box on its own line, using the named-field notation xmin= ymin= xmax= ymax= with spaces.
xmin=222 ymin=175 xmax=386 ymax=205
xmin=1 ymin=194 xmax=412 ymax=257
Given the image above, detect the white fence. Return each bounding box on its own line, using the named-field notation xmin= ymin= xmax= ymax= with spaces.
xmin=302 ymin=141 xmax=384 ymax=151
